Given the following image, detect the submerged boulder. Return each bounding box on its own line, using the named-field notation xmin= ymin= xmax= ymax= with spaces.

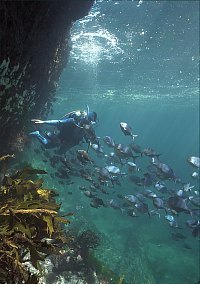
xmin=0 ymin=0 xmax=94 ymax=154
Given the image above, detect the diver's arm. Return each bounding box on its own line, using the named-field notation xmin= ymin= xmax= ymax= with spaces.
xmin=31 ymin=118 xmax=74 ymax=126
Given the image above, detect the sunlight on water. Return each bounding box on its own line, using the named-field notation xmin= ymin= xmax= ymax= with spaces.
xmin=71 ymin=29 xmax=124 ymax=65
xmin=70 ymin=1 xmax=126 ymax=67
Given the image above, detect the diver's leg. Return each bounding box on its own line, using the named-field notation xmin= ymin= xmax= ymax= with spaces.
xmin=29 ymin=131 xmax=49 ymax=145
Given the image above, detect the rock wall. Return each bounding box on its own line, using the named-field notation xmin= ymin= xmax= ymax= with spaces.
xmin=0 ymin=0 xmax=94 ymax=154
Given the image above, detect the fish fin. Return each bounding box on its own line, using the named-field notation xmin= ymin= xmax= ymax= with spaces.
xmin=86 ymin=105 xmax=89 ymax=115
xmin=86 ymin=142 xmax=91 ymax=153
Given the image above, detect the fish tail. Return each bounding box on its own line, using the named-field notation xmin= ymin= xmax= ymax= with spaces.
xmin=132 ymin=134 xmax=138 ymax=141
xmin=155 ymin=154 xmax=162 ymax=158
xmin=86 ymin=142 xmax=92 ymax=153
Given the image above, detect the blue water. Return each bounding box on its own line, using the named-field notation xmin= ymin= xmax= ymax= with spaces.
xmin=29 ymin=1 xmax=199 ymax=283
xmin=50 ymin=92 xmax=199 ymax=283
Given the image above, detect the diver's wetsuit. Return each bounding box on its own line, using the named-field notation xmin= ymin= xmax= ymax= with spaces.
xmin=29 ymin=110 xmax=97 ymax=152
xmin=57 ymin=117 xmax=85 ymax=150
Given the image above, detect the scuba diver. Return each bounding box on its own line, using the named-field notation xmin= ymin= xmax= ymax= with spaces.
xmin=29 ymin=106 xmax=99 ymax=152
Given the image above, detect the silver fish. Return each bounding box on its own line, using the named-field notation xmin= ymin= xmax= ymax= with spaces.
xmin=165 ymin=215 xmax=179 ymax=228
xmin=191 ymin=172 xmax=199 ymax=179
xmin=114 ymin=144 xmax=139 ymax=160
xmin=154 ymin=181 xmax=167 ymax=193
xmin=188 ymin=196 xmax=200 ymax=207
xmin=103 ymin=136 xmax=115 ymax=147
xmin=91 ymin=143 xmax=104 ymax=154
xmin=182 ymin=183 xmax=195 ymax=192
xmin=187 ymin=156 xmax=200 ymax=168
xmin=120 ymin=122 xmax=138 ymax=141
xmin=105 ymin=165 xmax=121 ymax=175
xmin=124 ymin=194 xmax=138 ymax=204
xmin=165 ymin=215 xmax=175 ymax=222
xmin=127 ymin=161 xmax=140 ymax=172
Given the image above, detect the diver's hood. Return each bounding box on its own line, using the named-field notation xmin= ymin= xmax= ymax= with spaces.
xmin=88 ymin=111 xmax=97 ymax=123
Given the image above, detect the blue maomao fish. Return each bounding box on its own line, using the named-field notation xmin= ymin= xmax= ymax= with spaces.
xmin=152 ymin=197 xmax=168 ymax=213
xmin=167 ymin=196 xmax=191 ymax=214
xmin=154 ymin=181 xmax=168 ymax=193
xmin=124 ymin=194 xmax=138 ymax=204
xmin=105 ymin=165 xmax=121 ymax=175
xmin=142 ymin=147 xmax=161 ymax=158
xmin=114 ymin=143 xmax=139 ymax=161
xmin=108 ymin=199 xmax=125 ymax=214
xmin=191 ymin=171 xmax=199 ymax=179
xmin=142 ymin=189 xmax=157 ymax=199
xmin=127 ymin=161 xmax=140 ymax=173
xmin=134 ymin=202 xmax=150 ymax=216
xmin=188 ymin=196 xmax=200 ymax=207
xmin=129 ymin=143 xmax=143 ymax=156
xmin=90 ymin=197 xmax=106 ymax=208
xmin=103 ymin=136 xmax=115 ymax=147
xmin=91 ymin=143 xmax=104 ymax=154
xmin=165 ymin=215 xmax=179 ymax=228
xmin=186 ymin=219 xmax=199 ymax=229
xmin=187 ymin=156 xmax=200 ymax=168
xmin=152 ymin=157 xmax=177 ymax=181
xmin=98 ymin=167 xmax=114 ymax=184
xmin=119 ymin=122 xmax=138 ymax=141
xmin=141 ymin=172 xmax=154 ymax=187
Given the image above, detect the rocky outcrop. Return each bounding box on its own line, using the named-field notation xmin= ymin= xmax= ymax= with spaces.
xmin=0 ymin=0 xmax=94 ymax=154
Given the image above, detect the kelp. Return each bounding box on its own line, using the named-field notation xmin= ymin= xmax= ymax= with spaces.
xmin=0 ymin=165 xmax=72 ymax=284
xmin=0 ymin=154 xmax=15 ymax=161
xmin=0 ymin=154 xmax=15 ymax=182
xmin=0 ymin=162 xmax=131 ymax=283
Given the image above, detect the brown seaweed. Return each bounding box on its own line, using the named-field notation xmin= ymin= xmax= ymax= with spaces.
xmin=0 ymin=165 xmax=72 ymax=284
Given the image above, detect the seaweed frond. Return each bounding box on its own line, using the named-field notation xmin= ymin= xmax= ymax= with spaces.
xmin=0 ymin=154 xmax=15 ymax=161
xmin=0 ymin=165 xmax=72 ymax=284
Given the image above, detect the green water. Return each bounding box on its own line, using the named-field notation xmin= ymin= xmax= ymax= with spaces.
xmin=48 ymin=95 xmax=199 ymax=284
xmin=28 ymin=1 xmax=199 ymax=283
xmin=28 ymin=94 xmax=199 ymax=283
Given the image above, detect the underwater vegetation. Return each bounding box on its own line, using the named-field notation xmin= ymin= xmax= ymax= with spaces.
xmin=0 ymin=157 xmax=72 ymax=284
xmin=0 ymin=156 xmax=129 ymax=284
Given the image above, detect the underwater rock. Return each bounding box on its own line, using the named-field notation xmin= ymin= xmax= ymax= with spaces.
xmin=0 ymin=1 xmax=94 ymax=154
